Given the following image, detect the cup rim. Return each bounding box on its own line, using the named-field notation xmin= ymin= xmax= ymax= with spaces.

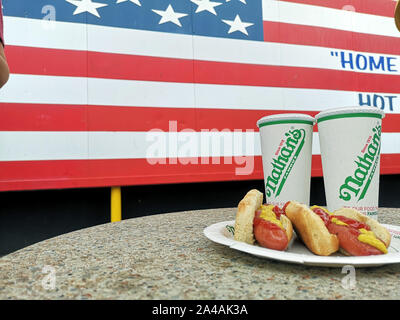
xmin=315 ymin=106 xmax=385 ymax=123
xmin=257 ymin=113 xmax=315 ymax=128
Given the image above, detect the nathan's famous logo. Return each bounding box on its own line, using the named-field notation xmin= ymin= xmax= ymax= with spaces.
xmin=339 ymin=125 xmax=381 ymax=202
xmin=265 ymin=129 xmax=305 ymax=197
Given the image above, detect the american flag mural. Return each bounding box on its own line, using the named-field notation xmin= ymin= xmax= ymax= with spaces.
xmin=0 ymin=0 xmax=399 ymax=191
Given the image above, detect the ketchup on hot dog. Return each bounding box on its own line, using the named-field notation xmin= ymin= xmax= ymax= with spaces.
xmin=253 ymin=204 xmax=288 ymax=251
xmin=309 ymin=205 xmax=387 ymax=256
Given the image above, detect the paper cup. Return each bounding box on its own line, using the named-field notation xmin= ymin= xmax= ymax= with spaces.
xmin=315 ymin=107 xmax=385 ymax=220
xmin=257 ymin=114 xmax=315 ymax=207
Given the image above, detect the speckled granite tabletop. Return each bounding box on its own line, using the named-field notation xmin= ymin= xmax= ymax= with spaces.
xmin=0 ymin=207 xmax=399 ymax=300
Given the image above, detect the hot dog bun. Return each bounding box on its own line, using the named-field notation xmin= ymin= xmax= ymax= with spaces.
xmin=280 ymin=214 xmax=294 ymax=245
xmin=234 ymin=189 xmax=293 ymax=249
xmin=285 ymin=201 xmax=339 ymax=256
xmin=234 ymin=189 xmax=263 ymax=245
xmin=333 ymin=207 xmax=391 ymax=249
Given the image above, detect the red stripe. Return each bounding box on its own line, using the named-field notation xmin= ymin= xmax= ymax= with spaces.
xmin=4 ymin=45 xmax=194 ymax=81
xmin=6 ymin=45 xmax=400 ymax=93
xmin=1 ymin=103 xmax=399 ymax=132
xmin=1 ymin=154 xmax=399 ymax=192
xmin=0 ymin=103 xmax=197 ymax=131
xmin=0 ymin=103 xmax=88 ymax=131
xmin=263 ymin=21 xmax=400 ymax=56
xmin=88 ymin=51 xmax=194 ymax=83
xmin=195 ymin=61 xmax=362 ymax=91
xmin=196 ymin=61 xmax=400 ymax=93
xmin=4 ymin=45 xmax=87 ymax=77
xmin=280 ymin=0 xmax=397 ymax=18
xmin=0 ymin=157 xmax=264 ymax=191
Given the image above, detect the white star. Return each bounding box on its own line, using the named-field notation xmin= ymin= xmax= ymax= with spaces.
xmin=65 ymin=0 xmax=108 ymax=18
xmin=226 ymin=0 xmax=246 ymax=4
xmin=222 ymin=14 xmax=253 ymax=35
xmin=190 ymin=0 xmax=222 ymax=15
xmin=152 ymin=4 xmax=188 ymax=27
xmin=116 ymin=0 xmax=141 ymax=6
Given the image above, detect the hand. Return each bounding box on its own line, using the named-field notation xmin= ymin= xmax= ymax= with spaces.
xmin=0 ymin=43 xmax=9 ymax=89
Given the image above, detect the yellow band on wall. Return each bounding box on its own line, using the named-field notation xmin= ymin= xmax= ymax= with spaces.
xmin=111 ymin=187 xmax=122 ymax=222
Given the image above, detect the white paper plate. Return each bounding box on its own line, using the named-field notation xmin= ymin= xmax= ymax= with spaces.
xmin=204 ymin=220 xmax=400 ymax=267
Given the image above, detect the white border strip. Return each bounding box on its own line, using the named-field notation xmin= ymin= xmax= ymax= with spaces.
xmin=4 ymin=17 xmax=400 ymax=75
xmin=0 ymin=131 xmax=398 ymax=161
xmin=262 ymin=0 xmax=400 ymax=38
xmin=3 ymin=74 xmax=400 ymax=113
xmin=2 ymin=74 xmax=399 ymax=113
xmin=0 ymin=74 xmax=361 ymax=110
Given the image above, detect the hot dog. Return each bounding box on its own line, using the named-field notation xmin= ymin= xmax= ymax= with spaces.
xmin=234 ymin=189 xmax=293 ymax=251
xmin=328 ymin=207 xmax=391 ymax=256
xmin=284 ymin=201 xmax=339 ymax=256
xmin=285 ymin=201 xmax=391 ymax=256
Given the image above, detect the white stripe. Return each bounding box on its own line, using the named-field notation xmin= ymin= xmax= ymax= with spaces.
xmin=0 ymin=131 xmax=260 ymax=161
xmin=380 ymin=132 xmax=400 ymax=154
xmin=0 ymin=131 xmax=89 ymax=161
xmin=309 ymin=133 xmax=400 ymax=155
xmin=88 ymin=77 xmax=195 ymax=109
xmin=5 ymin=17 xmax=400 ymax=75
xmin=2 ymin=74 xmax=399 ymax=113
xmin=262 ymin=0 xmax=400 ymax=38
xmin=195 ymin=83 xmax=357 ymax=111
xmin=87 ymin=23 xmax=194 ymax=59
xmin=0 ymin=131 xmax=398 ymax=161
xmin=4 ymin=17 xmax=88 ymax=51
xmin=196 ymin=38 xmax=400 ymax=75
xmin=0 ymin=74 xmax=87 ymax=105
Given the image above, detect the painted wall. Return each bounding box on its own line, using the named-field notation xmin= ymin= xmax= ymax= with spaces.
xmin=0 ymin=0 xmax=399 ymax=191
